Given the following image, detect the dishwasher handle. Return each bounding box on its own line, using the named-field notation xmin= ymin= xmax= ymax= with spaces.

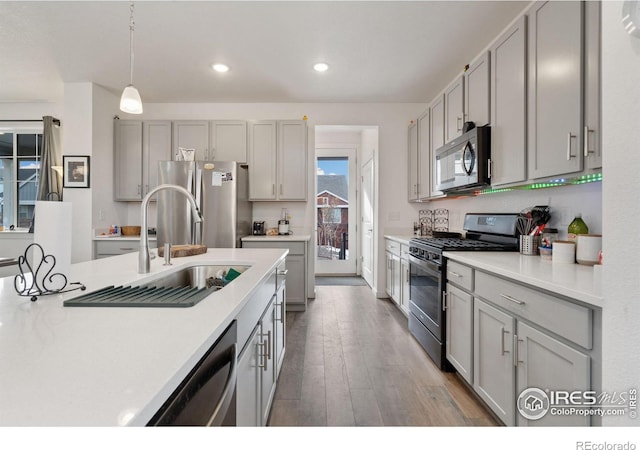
xmin=206 ymin=343 xmax=237 ymax=426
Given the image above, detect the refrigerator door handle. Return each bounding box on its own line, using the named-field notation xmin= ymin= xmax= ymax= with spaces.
xmin=194 ymin=168 xmax=203 ymax=245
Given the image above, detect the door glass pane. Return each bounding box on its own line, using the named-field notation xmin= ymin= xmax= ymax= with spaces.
xmin=317 ymin=157 xmax=349 ymax=261
xmin=0 ymin=159 xmax=15 ymax=227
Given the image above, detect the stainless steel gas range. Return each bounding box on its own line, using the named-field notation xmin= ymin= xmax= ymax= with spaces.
xmin=408 ymin=213 xmax=520 ymax=370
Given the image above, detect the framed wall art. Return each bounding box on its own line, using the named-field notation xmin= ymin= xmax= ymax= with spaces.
xmin=63 ymin=155 xmax=90 ymax=188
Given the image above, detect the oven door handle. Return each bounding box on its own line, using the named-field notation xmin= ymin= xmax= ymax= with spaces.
xmin=408 ymin=254 xmax=441 ymax=275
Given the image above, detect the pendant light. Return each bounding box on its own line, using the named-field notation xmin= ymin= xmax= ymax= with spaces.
xmin=120 ymin=1 xmax=143 ymax=114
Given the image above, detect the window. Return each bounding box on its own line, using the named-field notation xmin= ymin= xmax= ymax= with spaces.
xmin=0 ymin=131 xmax=42 ymax=229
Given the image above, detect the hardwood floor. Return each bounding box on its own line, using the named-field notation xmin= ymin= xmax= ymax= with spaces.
xmin=267 ymin=285 xmax=500 ymax=427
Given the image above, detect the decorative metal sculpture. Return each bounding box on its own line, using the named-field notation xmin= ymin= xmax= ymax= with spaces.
xmin=14 ymin=243 xmax=86 ymax=302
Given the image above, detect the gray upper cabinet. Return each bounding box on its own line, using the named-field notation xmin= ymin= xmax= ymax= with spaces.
xmin=584 ymin=0 xmax=601 ymax=170
xmin=464 ymin=52 xmax=491 ymax=127
xmin=490 ymin=16 xmax=528 ymax=187
xmin=172 ymin=120 xmax=210 ymax=161
xmin=143 ymin=121 xmax=172 ymax=197
xmin=248 ymin=120 xmax=307 ymax=201
xmin=429 ymin=94 xmax=445 ymax=198
xmin=408 ymin=120 xmax=419 ymax=201
xmin=417 ymin=109 xmax=431 ymax=199
xmin=210 ymin=120 xmax=247 ymax=163
xmin=114 ymin=120 xmax=143 ymax=201
xmin=445 ymin=75 xmax=465 ymax=143
xmin=114 ymin=120 xmax=172 ymax=201
xmin=527 ymin=0 xmax=583 ymax=179
xmin=277 ymin=120 xmax=307 ymax=201
xmin=248 ymin=120 xmax=278 ymax=200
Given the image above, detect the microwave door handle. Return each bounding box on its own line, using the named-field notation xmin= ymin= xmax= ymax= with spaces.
xmin=462 ymin=142 xmax=475 ymax=176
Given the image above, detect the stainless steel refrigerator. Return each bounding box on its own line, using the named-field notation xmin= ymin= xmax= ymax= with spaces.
xmin=156 ymin=161 xmax=251 ymax=249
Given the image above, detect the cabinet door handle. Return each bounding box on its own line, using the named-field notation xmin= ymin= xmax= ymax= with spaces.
xmin=449 ymin=271 xmax=462 ymax=278
xmin=488 ymin=159 xmax=492 ymax=178
xmin=280 ymin=297 xmax=285 ymax=324
xmin=279 ymin=184 xmax=283 ymax=196
xmin=584 ymin=126 xmax=595 ymax=156
xmin=442 ymin=291 xmax=447 ymax=311
xmin=500 ymin=293 xmax=525 ymax=305
xmin=566 ymin=132 xmax=576 ymax=160
xmin=513 ymin=334 xmax=524 ymax=367
xmin=457 ymin=117 xmax=462 ymax=132
xmin=501 ymin=327 xmax=510 ymax=355
xmin=278 ymin=269 xmax=288 ymax=276
xmin=272 ymin=184 xmax=275 ymax=195
xmin=257 ymin=342 xmax=266 ymax=370
xmin=137 ymin=184 xmax=141 ymax=195
xmin=266 ymin=330 xmax=272 ymax=360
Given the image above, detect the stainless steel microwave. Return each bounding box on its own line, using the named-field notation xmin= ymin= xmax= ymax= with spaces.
xmin=435 ymin=125 xmax=491 ymax=193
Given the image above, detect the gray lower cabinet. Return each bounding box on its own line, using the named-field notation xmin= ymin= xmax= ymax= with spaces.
xmin=241 ymin=239 xmax=308 ymax=311
xmin=446 ymin=283 xmax=473 ymax=384
xmin=515 ymin=321 xmax=590 ymax=426
xmin=236 ymin=263 xmax=286 ymax=426
xmin=236 ymin=324 xmax=261 ymax=426
xmin=473 ymin=298 xmax=517 ymax=426
xmin=445 ymin=260 xmax=595 ymax=426
xmin=259 ymin=298 xmax=277 ymax=426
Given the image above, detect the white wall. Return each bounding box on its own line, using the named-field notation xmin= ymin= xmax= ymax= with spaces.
xmin=420 ymin=182 xmax=602 ymax=238
xmin=0 ymin=102 xmax=61 ymax=121
xmin=601 ymin=1 xmax=640 ymax=425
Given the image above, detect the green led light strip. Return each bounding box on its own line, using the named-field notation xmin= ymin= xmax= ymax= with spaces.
xmin=476 ymin=173 xmax=602 ymax=195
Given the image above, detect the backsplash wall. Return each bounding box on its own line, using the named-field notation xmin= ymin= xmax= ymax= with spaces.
xmin=411 ymin=182 xmax=602 ymax=238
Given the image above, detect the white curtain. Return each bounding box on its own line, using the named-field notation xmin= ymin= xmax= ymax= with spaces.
xmin=36 ymin=116 xmax=62 ymax=201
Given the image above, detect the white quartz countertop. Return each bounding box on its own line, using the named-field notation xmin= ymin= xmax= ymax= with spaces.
xmin=93 ymin=235 xmax=156 ymax=241
xmin=443 ymin=251 xmax=603 ymax=308
xmin=0 ymin=247 xmax=287 ymax=426
xmin=242 ymin=234 xmax=311 ymax=242
xmin=383 ymin=235 xmax=416 ymax=246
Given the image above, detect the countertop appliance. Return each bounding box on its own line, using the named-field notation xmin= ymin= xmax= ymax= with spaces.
xmin=435 ymin=125 xmax=490 ymax=193
xmin=148 ymin=321 xmax=237 ymax=426
xmin=253 ymin=221 xmax=266 ymax=236
xmin=157 ymin=161 xmax=251 ymax=249
xmin=408 ymin=213 xmax=519 ymax=370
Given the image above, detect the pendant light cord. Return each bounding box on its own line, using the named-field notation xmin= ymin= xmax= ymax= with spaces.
xmin=129 ymin=1 xmax=135 ymax=86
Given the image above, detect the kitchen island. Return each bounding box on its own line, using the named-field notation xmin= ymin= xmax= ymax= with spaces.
xmin=0 ymin=247 xmax=287 ymax=426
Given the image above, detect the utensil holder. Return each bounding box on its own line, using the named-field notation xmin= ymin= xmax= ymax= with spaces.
xmin=519 ymin=235 xmax=541 ymax=255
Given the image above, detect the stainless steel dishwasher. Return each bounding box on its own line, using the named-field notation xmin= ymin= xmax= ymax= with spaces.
xmin=148 ymin=321 xmax=237 ymax=426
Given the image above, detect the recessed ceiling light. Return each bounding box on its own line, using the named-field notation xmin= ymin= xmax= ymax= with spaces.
xmin=313 ymin=63 xmax=329 ymax=72
xmin=212 ymin=64 xmax=230 ymax=73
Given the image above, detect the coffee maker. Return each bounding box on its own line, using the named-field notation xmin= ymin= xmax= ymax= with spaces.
xmin=252 ymin=221 xmax=266 ymax=235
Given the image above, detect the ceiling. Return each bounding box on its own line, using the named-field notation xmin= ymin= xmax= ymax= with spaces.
xmin=0 ymin=1 xmax=528 ymax=105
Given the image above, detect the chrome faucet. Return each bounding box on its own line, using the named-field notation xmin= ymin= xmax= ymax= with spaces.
xmin=139 ymin=184 xmax=202 ymax=274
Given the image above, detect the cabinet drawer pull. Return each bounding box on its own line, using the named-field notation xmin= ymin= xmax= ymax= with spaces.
xmin=584 ymin=126 xmax=595 ymax=156
xmin=566 ymin=132 xmax=576 ymax=160
xmin=278 ymin=269 xmax=288 ymax=276
xmin=448 ymin=271 xmax=462 ymax=278
xmin=501 ymin=327 xmax=510 ymax=355
xmin=500 ymin=293 xmax=525 ymax=305
xmin=119 ymin=247 xmax=135 ymax=251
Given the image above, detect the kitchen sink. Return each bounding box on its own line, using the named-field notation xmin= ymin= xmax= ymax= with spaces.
xmin=63 ymin=265 xmax=250 ymax=308
xmin=138 ymin=264 xmax=250 ymax=290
